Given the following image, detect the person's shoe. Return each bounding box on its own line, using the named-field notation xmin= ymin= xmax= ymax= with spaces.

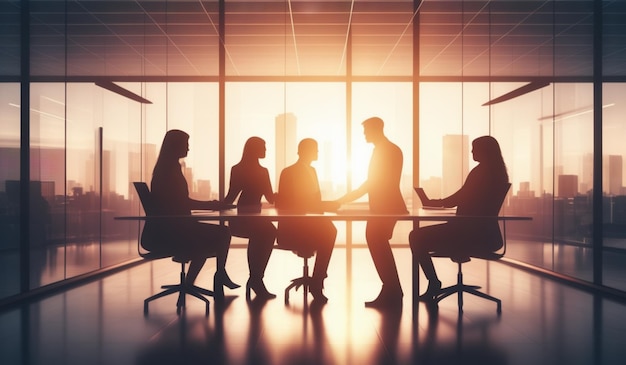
xmin=215 ymin=270 xmax=241 ymax=290
xmin=246 ymin=278 xmax=276 ymax=300
xmin=418 ymin=279 xmax=442 ymax=302
xmin=365 ymin=286 xmax=403 ymax=308
xmin=309 ymin=279 xmax=328 ymax=303
xmin=213 ymin=270 xmax=241 ymax=299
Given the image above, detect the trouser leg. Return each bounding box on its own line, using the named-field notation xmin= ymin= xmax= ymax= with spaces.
xmin=366 ymin=220 xmax=402 ymax=290
xmin=311 ymin=222 xmax=337 ymax=281
xmin=408 ymin=228 xmax=441 ymax=282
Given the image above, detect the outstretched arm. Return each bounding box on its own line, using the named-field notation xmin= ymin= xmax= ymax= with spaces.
xmin=336 ymin=180 xmax=369 ymax=205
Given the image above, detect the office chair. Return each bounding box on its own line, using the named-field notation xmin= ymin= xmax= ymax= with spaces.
xmin=428 ymin=182 xmax=511 ymax=314
xmin=133 ymin=182 xmax=214 ymax=316
xmin=274 ymin=244 xmax=316 ymax=305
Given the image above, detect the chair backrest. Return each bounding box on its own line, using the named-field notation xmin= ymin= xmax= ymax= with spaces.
xmin=133 ymin=182 xmax=171 ymax=259
xmin=133 ymin=182 xmax=155 ymax=216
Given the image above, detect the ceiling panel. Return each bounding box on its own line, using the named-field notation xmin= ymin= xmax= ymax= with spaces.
xmin=11 ymin=1 xmax=623 ymax=80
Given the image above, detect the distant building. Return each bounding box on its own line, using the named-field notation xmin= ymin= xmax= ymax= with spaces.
xmin=606 ymin=155 xmax=623 ymax=196
xmin=558 ymin=174 xmax=578 ymax=198
xmin=518 ymin=181 xmax=535 ymax=198
xmin=420 ymin=176 xmax=442 ymax=199
xmin=197 ymin=179 xmax=212 ymax=200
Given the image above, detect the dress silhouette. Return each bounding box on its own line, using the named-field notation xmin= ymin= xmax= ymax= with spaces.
xmin=224 ymin=137 xmax=277 ymax=300
xmin=276 ymin=138 xmax=338 ymax=303
xmin=336 ymin=117 xmax=408 ymax=308
xmin=141 ymin=129 xmax=239 ymax=297
xmin=410 ymin=135 xmax=510 ymax=301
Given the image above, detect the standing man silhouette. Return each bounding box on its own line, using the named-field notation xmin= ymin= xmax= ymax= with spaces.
xmin=336 ymin=117 xmax=408 ymax=308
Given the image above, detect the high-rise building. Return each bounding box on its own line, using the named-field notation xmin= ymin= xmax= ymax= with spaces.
xmin=197 ymin=179 xmax=212 ymax=200
xmin=275 ymin=112 xmax=297 ymax=185
xmin=606 ymin=155 xmax=623 ymax=196
xmin=442 ymin=134 xmax=469 ymax=197
xmin=558 ymin=174 xmax=578 ymax=198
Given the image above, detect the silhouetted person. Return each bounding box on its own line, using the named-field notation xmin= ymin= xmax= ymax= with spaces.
xmin=224 ymin=136 xmax=277 ymax=300
xmin=142 ymin=129 xmax=239 ymax=298
xmin=410 ymin=135 xmax=509 ymax=301
xmin=276 ymin=138 xmax=338 ymax=303
xmin=336 ymin=117 xmax=408 ymax=308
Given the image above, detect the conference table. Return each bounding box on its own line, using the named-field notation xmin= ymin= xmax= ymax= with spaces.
xmin=116 ymin=206 xmax=531 ymax=308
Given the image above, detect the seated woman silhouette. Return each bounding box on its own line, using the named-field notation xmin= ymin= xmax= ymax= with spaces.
xmin=224 ymin=137 xmax=277 ymax=300
xmin=410 ymin=135 xmax=510 ymax=301
xmin=142 ymin=129 xmax=239 ymax=298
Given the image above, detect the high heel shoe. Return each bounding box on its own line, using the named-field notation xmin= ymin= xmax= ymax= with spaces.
xmin=215 ymin=270 xmax=241 ymax=290
xmin=309 ymin=279 xmax=328 ymax=303
xmin=213 ymin=271 xmax=240 ymax=299
xmin=246 ymin=278 xmax=276 ymax=300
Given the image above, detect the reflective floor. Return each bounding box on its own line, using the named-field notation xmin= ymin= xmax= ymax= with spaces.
xmin=1 ymin=247 xmax=626 ymax=365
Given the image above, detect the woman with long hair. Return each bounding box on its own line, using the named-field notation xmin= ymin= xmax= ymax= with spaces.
xmin=410 ymin=135 xmax=510 ymax=301
xmin=224 ymin=137 xmax=277 ymax=300
xmin=143 ymin=129 xmax=239 ymax=298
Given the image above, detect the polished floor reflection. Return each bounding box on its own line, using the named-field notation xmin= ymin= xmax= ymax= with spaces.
xmin=1 ymin=247 xmax=626 ymax=365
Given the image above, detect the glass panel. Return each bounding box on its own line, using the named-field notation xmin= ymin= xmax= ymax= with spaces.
xmin=30 ymin=83 xmax=66 ymax=288
xmin=64 ymin=83 xmax=100 ymax=277
xmin=64 ymin=81 xmax=149 ymax=276
xmin=602 ymin=83 xmax=626 ymax=291
xmin=0 ymin=83 xmax=21 ymax=299
xmin=490 ymin=82 xmax=555 ymax=271
xmin=96 ymin=82 xmax=144 ymax=268
xmin=164 ymin=83 xmax=220 ymax=199
xmin=352 ymin=82 xmax=412 ymax=245
xmin=552 ymin=83 xmax=594 ymax=281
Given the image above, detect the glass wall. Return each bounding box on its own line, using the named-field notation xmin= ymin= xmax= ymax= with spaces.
xmin=3 ymin=1 xmax=626 ymax=303
xmin=0 ymin=83 xmax=20 ymax=298
xmin=30 ymin=83 xmax=67 ymax=287
xmin=602 ymin=83 xmax=626 ymax=291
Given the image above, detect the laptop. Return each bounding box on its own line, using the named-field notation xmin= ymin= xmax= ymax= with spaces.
xmin=414 ymin=187 xmax=447 ymax=210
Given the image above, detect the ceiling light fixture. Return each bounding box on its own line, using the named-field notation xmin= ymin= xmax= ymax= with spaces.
xmin=95 ymin=81 xmax=152 ymax=104
xmin=482 ymin=81 xmax=550 ymax=106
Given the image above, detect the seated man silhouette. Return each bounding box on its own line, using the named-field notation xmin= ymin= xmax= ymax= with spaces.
xmin=410 ymin=135 xmax=510 ymax=301
xmin=276 ymin=138 xmax=338 ymax=303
